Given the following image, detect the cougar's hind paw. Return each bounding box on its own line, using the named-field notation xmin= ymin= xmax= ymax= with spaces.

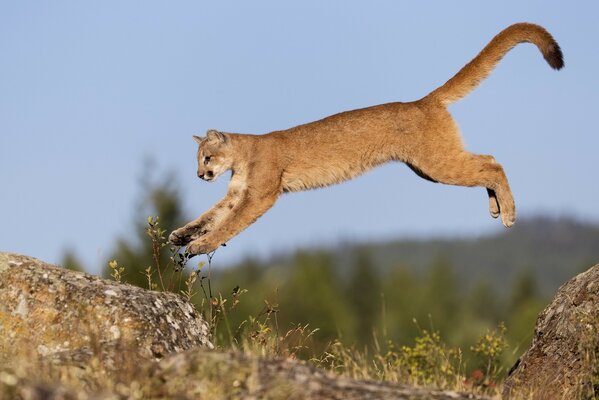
xmin=489 ymin=205 xmax=500 ymax=219
xmin=487 ymin=188 xmax=500 ymax=219
xmin=501 ymin=210 xmax=516 ymax=228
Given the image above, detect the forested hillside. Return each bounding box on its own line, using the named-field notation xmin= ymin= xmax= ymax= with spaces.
xmin=212 ymin=216 xmax=599 ymax=365
xmin=326 ymin=216 xmax=599 ymax=295
xmin=66 ymin=177 xmax=599 ymax=371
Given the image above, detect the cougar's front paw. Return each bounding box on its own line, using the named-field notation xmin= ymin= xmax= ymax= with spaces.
xmin=187 ymin=238 xmax=220 ymax=255
xmin=169 ymin=228 xmax=193 ymax=246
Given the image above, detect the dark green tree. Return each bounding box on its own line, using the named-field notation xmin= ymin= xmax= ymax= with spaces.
xmin=509 ymin=270 xmax=538 ymax=312
xmin=468 ymin=279 xmax=501 ymax=322
xmin=60 ymin=248 xmax=84 ymax=272
xmin=382 ymin=265 xmax=422 ymax=344
xmin=506 ymin=270 xmax=545 ymax=358
xmin=212 ymin=259 xmax=286 ymax=346
xmin=279 ymin=251 xmax=355 ymax=348
xmin=423 ymin=258 xmax=461 ymax=333
xmin=103 ymin=168 xmax=188 ymax=289
xmin=345 ymin=251 xmax=381 ymax=345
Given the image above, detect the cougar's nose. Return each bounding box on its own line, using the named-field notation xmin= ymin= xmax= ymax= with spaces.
xmin=198 ymin=172 xmax=204 ymax=179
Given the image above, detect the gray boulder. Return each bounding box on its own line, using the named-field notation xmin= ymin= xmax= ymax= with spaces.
xmin=503 ymin=263 xmax=599 ymax=399
xmin=148 ymin=349 xmax=488 ymax=400
xmin=0 ymin=252 xmax=212 ymax=366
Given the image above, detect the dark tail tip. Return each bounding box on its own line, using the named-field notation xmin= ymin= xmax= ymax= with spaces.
xmin=545 ymin=43 xmax=564 ymax=70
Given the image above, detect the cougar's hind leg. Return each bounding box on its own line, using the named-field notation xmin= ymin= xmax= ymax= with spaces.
xmin=486 ymin=188 xmax=500 ymax=218
xmin=408 ymin=154 xmax=501 ymax=219
xmin=480 ymin=155 xmax=501 ymax=218
xmin=413 ymin=152 xmax=515 ymax=227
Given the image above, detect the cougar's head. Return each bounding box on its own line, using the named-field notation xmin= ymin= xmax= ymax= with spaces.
xmin=193 ymin=130 xmax=232 ymax=182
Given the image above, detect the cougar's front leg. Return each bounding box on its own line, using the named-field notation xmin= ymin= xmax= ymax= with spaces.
xmin=187 ymin=185 xmax=281 ymax=255
xmin=169 ymin=188 xmax=243 ymax=246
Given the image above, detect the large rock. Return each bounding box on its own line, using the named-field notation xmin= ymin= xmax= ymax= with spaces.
xmin=0 ymin=253 xmax=489 ymax=399
xmin=0 ymin=349 xmax=488 ymax=400
xmin=0 ymin=252 xmax=212 ymax=365
xmin=147 ymin=349 xmax=487 ymax=400
xmin=503 ymin=263 xmax=599 ymax=399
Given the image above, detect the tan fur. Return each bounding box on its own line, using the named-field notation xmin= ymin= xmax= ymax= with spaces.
xmin=169 ymin=23 xmax=563 ymax=255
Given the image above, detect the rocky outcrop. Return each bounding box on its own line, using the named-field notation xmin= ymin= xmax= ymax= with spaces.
xmin=503 ymin=263 xmax=599 ymax=399
xmin=147 ymin=349 xmax=486 ymax=400
xmin=0 ymin=252 xmax=212 ymax=365
xmin=0 ymin=349 xmax=487 ymax=400
xmin=0 ymin=252 xmax=488 ymax=399
xmin=6 ymin=252 xmax=599 ymax=398
xmin=0 ymin=374 xmax=109 ymax=400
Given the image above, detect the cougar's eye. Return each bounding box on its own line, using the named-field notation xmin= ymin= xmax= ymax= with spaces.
xmin=204 ymin=156 xmax=211 ymax=165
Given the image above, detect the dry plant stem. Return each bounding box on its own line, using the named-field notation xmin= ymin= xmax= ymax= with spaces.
xmin=192 ymin=249 xmax=219 ymax=337
xmin=168 ymin=245 xmax=187 ymax=293
xmin=152 ymin=240 xmax=165 ymax=291
xmin=272 ymin=291 xmax=281 ymax=355
xmin=207 ymin=250 xmax=215 ymax=300
xmin=219 ymin=295 xmax=234 ymax=344
xmin=207 ymin=251 xmax=215 ymax=333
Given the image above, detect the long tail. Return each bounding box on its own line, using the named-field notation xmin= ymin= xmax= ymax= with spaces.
xmin=427 ymin=23 xmax=563 ymax=105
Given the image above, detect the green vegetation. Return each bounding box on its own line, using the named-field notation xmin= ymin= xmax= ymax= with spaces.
xmin=212 ymin=248 xmax=534 ymax=373
xmin=57 ymin=170 xmax=599 ymax=396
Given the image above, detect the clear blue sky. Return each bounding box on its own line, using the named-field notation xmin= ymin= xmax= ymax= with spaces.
xmin=1 ymin=1 xmax=597 ymax=273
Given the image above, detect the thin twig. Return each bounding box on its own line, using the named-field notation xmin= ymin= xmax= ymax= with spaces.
xmin=152 ymin=241 xmax=165 ymax=291
xmin=207 ymin=250 xmax=216 ymax=300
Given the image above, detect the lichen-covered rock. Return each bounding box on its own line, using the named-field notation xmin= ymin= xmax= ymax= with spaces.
xmin=1 ymin=348 xmax=489 ymax=400
xmin=0 ymin=252 xmax=492 ymax=399
xmin=0 ymin=371 xmax=108 ymax=400
xmin=503 ymin=263 xmax=599 ymax=399
xmin=0 ymin=252 xmax=212 ymax=365
xmin=149 ymin=349 xmax=487 ymax=400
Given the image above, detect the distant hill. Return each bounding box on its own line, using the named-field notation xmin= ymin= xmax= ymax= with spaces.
xmin=227 ymin=216 xmax=599 ymax=296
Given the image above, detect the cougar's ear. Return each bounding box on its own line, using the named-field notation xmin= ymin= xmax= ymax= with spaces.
xmin=192 ymin=135 xmax=204 ymax=145
xmin=207 ymin=129 xmax=228 ymax=144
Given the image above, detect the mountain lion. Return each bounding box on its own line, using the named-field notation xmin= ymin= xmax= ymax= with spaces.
xmin=169 ymin=23 xmax=563 ymax=255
